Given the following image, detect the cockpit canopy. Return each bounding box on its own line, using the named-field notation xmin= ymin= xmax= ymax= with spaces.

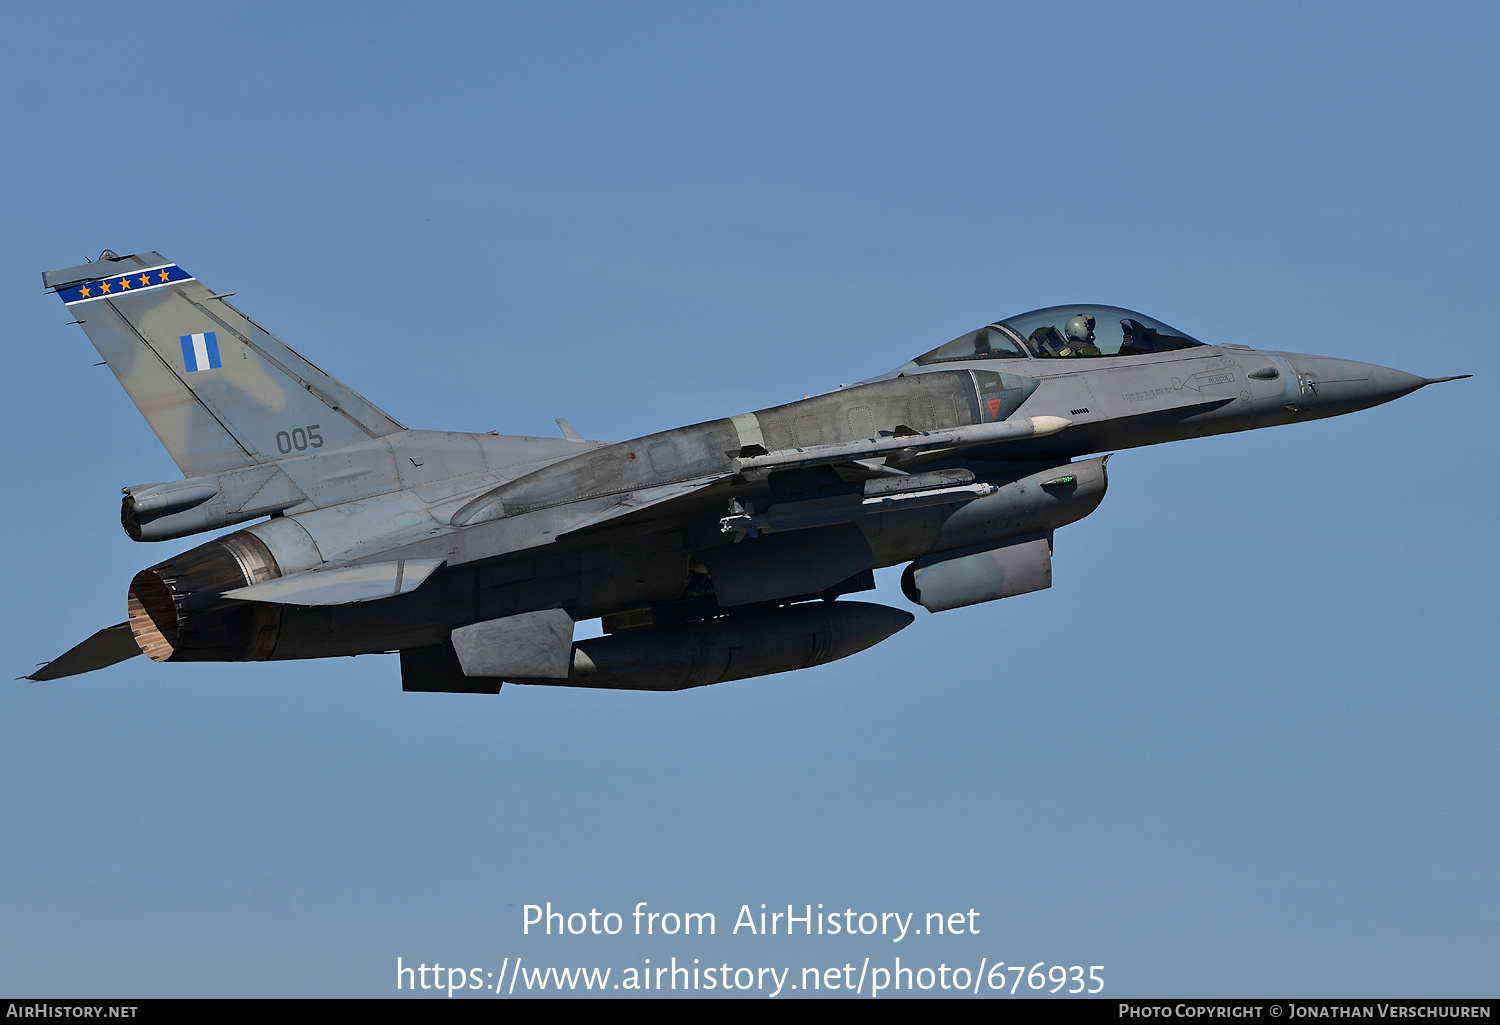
xmin=914 ymin=305 xmax=1205 ymax=364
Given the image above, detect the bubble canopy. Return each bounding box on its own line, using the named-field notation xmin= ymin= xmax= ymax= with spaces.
xmin=914 ymin=306 xmax=1205 ymax=364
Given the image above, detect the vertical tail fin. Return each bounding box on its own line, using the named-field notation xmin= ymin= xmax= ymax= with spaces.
xmin=44 ymin=251 xmax=404 ymax=477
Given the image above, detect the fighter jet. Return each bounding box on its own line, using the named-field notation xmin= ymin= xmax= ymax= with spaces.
xmin=27 ymin=251 xmax=1468 ymax=692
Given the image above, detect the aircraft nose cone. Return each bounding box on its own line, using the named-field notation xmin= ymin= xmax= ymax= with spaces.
xmin=1280 ymin=354 xmax=1429 ymax=415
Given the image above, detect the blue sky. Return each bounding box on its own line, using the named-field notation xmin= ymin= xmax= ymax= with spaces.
xmin=1 ymin=1 xmax=1495 ymax=997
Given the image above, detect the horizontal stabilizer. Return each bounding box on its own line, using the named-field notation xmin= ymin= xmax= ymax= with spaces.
xmin=224 ymin=558 xmax=444 ymax=605
xmin=27 ymin=623 xmax=141 ymax=681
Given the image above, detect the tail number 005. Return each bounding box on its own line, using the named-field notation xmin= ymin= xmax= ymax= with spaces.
xmin=276 ymin=424 xmax=323 ymax=454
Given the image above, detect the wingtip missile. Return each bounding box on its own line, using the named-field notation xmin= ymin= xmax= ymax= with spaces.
xmin=1028 ymin=415 xmax=1073 ymax=436
xmin=732 ymin=415 xmax=1073 ymax=474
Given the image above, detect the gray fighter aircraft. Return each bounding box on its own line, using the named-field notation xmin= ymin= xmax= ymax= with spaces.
xmin=28 ymin=251 xmax=1468 ymax=691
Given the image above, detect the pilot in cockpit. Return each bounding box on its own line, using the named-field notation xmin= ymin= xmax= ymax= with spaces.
xmin=1030 ymin=313 xmax=1102 ymax=357
xmin=1063 ymin=314 xmax=1101 ymax=355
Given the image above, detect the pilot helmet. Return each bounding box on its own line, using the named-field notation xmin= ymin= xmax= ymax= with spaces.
xmin=1064 ymin=314 xmax=1096 ymax=346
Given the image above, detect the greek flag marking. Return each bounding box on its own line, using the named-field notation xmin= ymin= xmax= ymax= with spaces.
xmin=180 ymin=332 xmax=222 ymax=372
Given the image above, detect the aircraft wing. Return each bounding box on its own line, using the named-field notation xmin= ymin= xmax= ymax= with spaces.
xmin=299 ymin=415 xmax=1077 ymax=572
xmin=545 ymin=417 xmax=1072 ymax=542
xmin=544 ymin=417 xmax=1073 ymax=534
